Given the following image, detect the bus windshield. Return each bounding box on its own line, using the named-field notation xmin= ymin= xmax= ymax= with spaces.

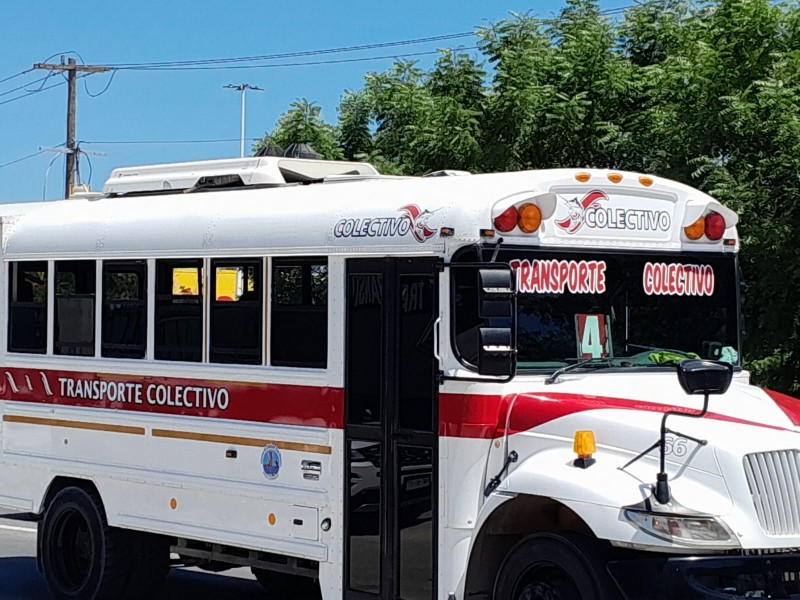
xmin=452 ymin=249 xmax=740 ymax=371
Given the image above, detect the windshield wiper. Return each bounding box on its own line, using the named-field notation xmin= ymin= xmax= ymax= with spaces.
xmin=544 ymin=358 xmax=613 ymax=385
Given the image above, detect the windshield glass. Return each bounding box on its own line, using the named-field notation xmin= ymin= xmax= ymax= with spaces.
xmin=452 ymin=249 xmax=740 ymax=371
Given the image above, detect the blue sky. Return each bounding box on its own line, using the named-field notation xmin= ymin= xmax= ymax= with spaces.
xmin=0 ymin=0 xmax=626 ymax=202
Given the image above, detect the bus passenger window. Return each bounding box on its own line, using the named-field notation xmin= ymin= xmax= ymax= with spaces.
xmin=55 ymin=261 xmax=96 ymax=356
xmin=8 ymin=261 xmax=48 ymax=354
xmin=210 ymin=259 xmax=263 ymax=365
xmin=102 ymin=261 xmax=147 ymax=359
xmin=155 ymin=259 xmax=203 ymax=362
xmin=270 ymin=258 xmax=327 ymax=368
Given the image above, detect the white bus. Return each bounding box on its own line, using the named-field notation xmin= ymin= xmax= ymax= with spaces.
xmin=0 ymin=156 xmax=798 ymax=600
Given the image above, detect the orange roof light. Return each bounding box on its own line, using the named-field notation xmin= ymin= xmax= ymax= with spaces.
xmin=575 ymin=172 xmax=591 ymax=183
xmin=607 ymin=173 xmax=623 ymax=184
xmin=639 ymin=175 xmax=654 ymax=187
xmin=684 ymin=216 xmax=705 ymax=240
xmin=573 ymin=430 xmax=597 ymax=469
xmin=517 ymin=203 xmax=543 ymax=233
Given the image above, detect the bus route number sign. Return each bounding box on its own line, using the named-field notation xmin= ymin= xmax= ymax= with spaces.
xmin=575 ymin=313 xmax=610 ymax=359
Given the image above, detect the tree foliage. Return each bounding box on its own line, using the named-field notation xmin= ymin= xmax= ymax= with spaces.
xmin=253 ymin=0 xmax=800 ymax=393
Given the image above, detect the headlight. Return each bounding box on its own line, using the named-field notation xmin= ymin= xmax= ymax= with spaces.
xmin=624 ymin=509 xmax=739 ymax=548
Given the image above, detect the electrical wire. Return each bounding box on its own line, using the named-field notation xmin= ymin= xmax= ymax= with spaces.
xmin=116 ymin=47 xmax=477 ymax=72
xmin=84 ymin=69 xmax=118 ymax=97
xmin=107 ymin=32 xmax=476 ymax=69
xmin=0 ymin=150 xmax=46 ymax=170
xmin=0 ymin=78 xmax=66 ymax=107
xmin=80 ymin=137 xmax=260 ymax=145
xmin=0 ymin=75 xmax=52 ymax=99
xmin=0 ymin=68 xmax=34 ymax=86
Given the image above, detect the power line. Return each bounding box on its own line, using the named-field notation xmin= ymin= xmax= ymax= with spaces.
xmin=0 ymin=76 xmax=71 ymax=107
xmin=0 ymin=74 xmax=53 ymax=99
xmin=117 ymin=47 xmax=478 ymax=72
xmin=0 ymin=68 xmax=34 ymax=86
xmin=81 ymin=137 xmax=260 ymax=145
xmin=107 ymin=32 xmax=477 ymax=70
xmin=0 ymin=150 xmax=46 ymax=170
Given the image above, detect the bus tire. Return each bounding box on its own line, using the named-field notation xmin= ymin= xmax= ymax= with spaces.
xmin=39 ymin=486 xmax=130 ymax=600
xmin=251 ymin=568 xmax=322 ymax=600
xmin=121 ymin=531 xmax=171 ymax=599
xmin=494 ymin=533 xmax=618 ymax=600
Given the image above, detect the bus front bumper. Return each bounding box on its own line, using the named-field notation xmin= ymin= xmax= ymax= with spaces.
xmin=608 ymin=553 xmax=800 ymax=599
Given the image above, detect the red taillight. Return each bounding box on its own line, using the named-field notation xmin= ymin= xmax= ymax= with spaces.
xmin=705 ymin=211 xmax=726 ymax=241
xmin=493 ymin=206 xmax=518 ymax=232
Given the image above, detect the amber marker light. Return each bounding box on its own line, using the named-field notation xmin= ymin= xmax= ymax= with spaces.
xmin=684 ymin=216 xmax=705 ymax=240
xmin=575 ymin=172 xmax=591 ymax=183
xmin=517 ymin=203 xmax=543 ymax=233
xmin=639 ymin=175 xmax=654 ymax=187
xmin=573 ymin=430 xmax=597 ymax=469
xmin=607 ymin=172 xmax=623 ymax=184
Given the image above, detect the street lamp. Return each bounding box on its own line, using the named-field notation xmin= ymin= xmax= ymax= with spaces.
xmin=224 ymin=83 xmax=263 ymax=158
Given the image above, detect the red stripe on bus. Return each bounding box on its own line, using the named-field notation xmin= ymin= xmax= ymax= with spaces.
xmin=439 ymin=391 xmax=796 ymax=439
xmin=3 ymin=369 xmax=793 ymax=437
xmin=0 ymin=368 xmax=344 ymax=429
xmin=765 ymin=388 xmax=800 ymax=427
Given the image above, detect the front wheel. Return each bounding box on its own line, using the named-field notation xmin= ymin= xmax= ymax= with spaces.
xmin=39 ymin=486 xmax=130 ymax=600
xmin=494 ymin=533 xmax=618 ymax=600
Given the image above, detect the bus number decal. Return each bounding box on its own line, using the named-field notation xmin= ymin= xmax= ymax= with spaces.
xmin=575 ymin=314 xmax=609 ymax=358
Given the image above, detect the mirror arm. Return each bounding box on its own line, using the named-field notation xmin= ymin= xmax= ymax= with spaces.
xmin=654 ymin=391 xmax=711 ymax=504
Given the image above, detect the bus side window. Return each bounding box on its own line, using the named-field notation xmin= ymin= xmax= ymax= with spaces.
xmin=210 ymin=259 xmax=263 ymax=365
xmin=155 ymin=259 xmax=203 ymax=362
xmin=54 ymin=261 xmax=96 ymax=356
xmin=270 ymin=257 xmax=327 ymax=368
xmin=8 ymin=261 xmax=48 ymax=354
xmin=102 ymin=261 xmax=147 ymax=359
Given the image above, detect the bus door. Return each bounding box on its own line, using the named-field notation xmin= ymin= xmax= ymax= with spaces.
xmin=345 ymin=258 xmax=439 ymax=600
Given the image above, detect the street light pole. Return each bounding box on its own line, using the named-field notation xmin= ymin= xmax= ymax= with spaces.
xmin=224 ymin=83 xmax=263 ymax=157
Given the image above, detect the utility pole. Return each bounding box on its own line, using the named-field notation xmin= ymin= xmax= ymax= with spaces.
xmin=33 ymin=58 xmax=111 ymax=198
xmin=224 ymin=83 xmax=263 ymax=157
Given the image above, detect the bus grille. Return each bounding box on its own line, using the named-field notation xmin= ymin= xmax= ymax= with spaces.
xmin=743 ymin=450 xmax=800 ymax=536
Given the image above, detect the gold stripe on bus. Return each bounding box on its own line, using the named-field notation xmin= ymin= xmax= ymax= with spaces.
xmin=151 ymin=428 xmax=332 ymax=455
xmin=2 ymin=415 xmax=145 ymax=435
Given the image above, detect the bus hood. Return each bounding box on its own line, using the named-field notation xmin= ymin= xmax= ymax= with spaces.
xmin=493 ymin=373 xmax=800 ymax=549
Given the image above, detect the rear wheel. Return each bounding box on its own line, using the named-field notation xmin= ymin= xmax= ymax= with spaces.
xmin=494 ymin=533 xmax=618 ymax=600
xmin=251 ymin=568 xmax=321 ymax=600
xmin=39 ymin=486 xmax=130 ymax=600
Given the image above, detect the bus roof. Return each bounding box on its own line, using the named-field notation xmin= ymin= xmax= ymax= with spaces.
xmin=0 ymin=165 xmax=739 ymax=260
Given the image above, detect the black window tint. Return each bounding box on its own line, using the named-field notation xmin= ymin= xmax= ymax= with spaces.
xmin=270 ymin=258 xmax=327 ymax=368
xmin=55 ymin=261 xmax=96 ymax=356
xmin=210 ymin=259 xmax=263 ymax=364
xmin=155 ymin=259 xmax=203 ymax=362
xmin=102 ymin=261 xmax=147 ymax=359
xmin=8 ymin=261 xmax=48 ymax=354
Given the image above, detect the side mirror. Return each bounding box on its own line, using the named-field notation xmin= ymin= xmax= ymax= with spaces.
xmin=676 ymin=359 xmax=734 ymax=395
xmin=478 ymin=268 xmax=514 ymax=318
xmin=476 ymin=268 xmax=516 ymax=377
xmin=478 ymin=328 xmax=515 ymax=377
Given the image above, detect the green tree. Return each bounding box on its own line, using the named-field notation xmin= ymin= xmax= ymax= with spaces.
xmin=337 ymin=90 xmax=373 ymax=160
xmin=253 ymin=99 xmax=342 ymax=159
xmin=255 ymin=0 xmax=800 ymax=392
